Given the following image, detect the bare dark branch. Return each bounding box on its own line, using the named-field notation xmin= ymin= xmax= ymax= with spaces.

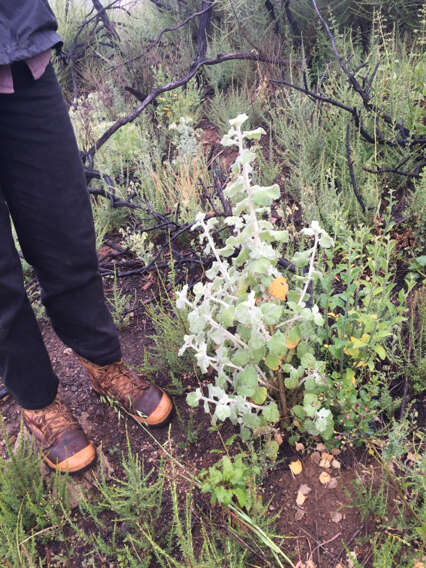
xmin=91 ymin=0 xmax=120 ymax=40
xmin=311 ymin=0 xmax=411 ymax=142
xmin=345 ymin=123 xmax=366 ymax=213
xmin=194 ymin=1 xmax=214 ymax=62
xmin=86 ymin=51 xmax=292 ymax=160
xmin=107 ymin=3 xmax=216 ymax=73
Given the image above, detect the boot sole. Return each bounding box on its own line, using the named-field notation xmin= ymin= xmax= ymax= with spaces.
xmin=43 ymin=444 xmax=97 ymax=474
xmin=134 ymin=399 xmax=174 ymax=428
xmin=94 ymin=388 xmax=173 ymax=427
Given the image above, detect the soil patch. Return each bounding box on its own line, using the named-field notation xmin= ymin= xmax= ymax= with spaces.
xmin=1 ymin=302 xmax=378 ymax=567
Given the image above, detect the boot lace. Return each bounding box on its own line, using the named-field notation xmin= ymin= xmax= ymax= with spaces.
xmin=99 ymin=361 xmax=150 ymax=407
xmin=24 ymin=399 xmax=79 ymax=450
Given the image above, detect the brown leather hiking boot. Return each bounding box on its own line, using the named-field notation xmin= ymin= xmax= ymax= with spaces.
xmin=23 ymin=396 xmax=96 ymax=473
xmin=78 ymin=357 xmax=173 ymax=426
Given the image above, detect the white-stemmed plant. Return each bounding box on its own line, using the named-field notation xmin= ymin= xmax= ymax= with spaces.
xmin=177 ymin=115 xmax=334 ymax=441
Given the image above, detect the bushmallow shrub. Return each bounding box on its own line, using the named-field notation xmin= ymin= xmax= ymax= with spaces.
xmin=177 ymin=115 xmax=334 ymax=441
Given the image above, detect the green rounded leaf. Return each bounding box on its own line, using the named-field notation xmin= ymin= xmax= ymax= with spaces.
xmin=284 ymin=375 xmax=299 ymax=389
xmin=232 ymin=349 xmax=251 ymax=366
xmin=265 ymin=353 xmax=281 ymax=370
xmin=243 ymin=412 xmax=262 ymax=429
xmin=267 ymin=331 xmax=288 ymax=357
xmin=251 ymin=386 xmax=268 ymax=404
xmin=262 ymin=402 xmax=280 ymax=423
xmin=235 ymin=366 xmax=258 ymax=397
xmin=215 ymin=405 xmax=231 ymax=421
xmin=187 ymin=391 xmax=201 ymax=407
xmin=260 ymin=303 xmax=283 ymax=325
xmin=292 ymin=405 xmax=306 ymax=419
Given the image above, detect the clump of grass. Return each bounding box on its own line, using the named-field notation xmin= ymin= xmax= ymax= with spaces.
xmin=0 ymin=418 xmax=71 ymax=567
xmin=345 ymin=417 xmax=425 ymax=567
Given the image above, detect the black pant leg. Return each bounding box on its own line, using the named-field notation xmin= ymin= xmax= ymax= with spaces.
xmin=0 ymin=193 xmax=58 ymax=409
xmin=0 ymin=62 xmax=121 ymax=407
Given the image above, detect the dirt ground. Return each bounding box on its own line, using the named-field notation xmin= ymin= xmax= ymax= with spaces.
xmin=0 ymin=280 xmax=379 ymax=567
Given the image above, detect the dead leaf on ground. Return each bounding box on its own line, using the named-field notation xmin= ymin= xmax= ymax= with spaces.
xmin=296 ymin=483 xmax=311 ymax=506
xmin=299 ymin=483 xmax=311 ymax=495
xmin=328 ymin=477 xmax=338 ymax=489
xmin=289 ymin=459 xmax=303 ymax=475
xmin=295 ymin=508 xmax=305 ymax=521
xmin=274 ymin=430 xmax=283 ymax=445
xmin=142 ymin=277 xmax=154 ymax=291
xmin=319 ymin=471 xmax=331 ymax=485
xmin=346 ymin=550 xmax=358 ymax=568
xmin=316 ymin=442 xmax=326 ymax=452
xmin=319 ymin=452 xmax=333 ymax=468
xmin=331 ymin=448 xmax=341 ymax=455
xmin=295 ymin=441 xmax=305 ymax=453
xmin=331 ymin=511 xmax=343 ymax=523
xmin=296 ymin=492 xmax=306 ymax=507
xmin=310 ymin=451 xmax=321 ymax=464
xmin=295 ymin=561 xmax=317 ymax=568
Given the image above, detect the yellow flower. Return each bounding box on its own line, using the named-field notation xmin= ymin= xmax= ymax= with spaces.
xmin=267 ymin=277 xmax=289 ymax=301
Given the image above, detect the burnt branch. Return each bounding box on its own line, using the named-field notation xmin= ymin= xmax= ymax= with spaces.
xmin=271 ymin=78 xmax=380 ymax=145
xmin=345 ymin=123 xmax=366 ymax=213
xmin=85 ymin=51 xmax=291 ymax=161
xmin=284 ymin=0 xmax=301 ymax=40
xmin=91 ymin=0 xmax=120 ymax=40
xmin=108 ymin=3 xmax=216 ymax=73
xmin=311 ymin=0 xmax=412 ymax=143
xmin=194 ymin=1 xmax=214 ymax=62
xmin=148 ymin=0 xmax=174 ymax=12
xmin=364 ymin=159 xmax=426 ymax=179
xmin=84 ymin=167 xmax=140 ymax=209
xmin=265 ymin=0 xmax=280 ymax=34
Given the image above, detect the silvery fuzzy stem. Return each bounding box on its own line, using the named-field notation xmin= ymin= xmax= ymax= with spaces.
xmin=298 ymin=232 xmax=320 ymax=307
xmin=199 ymin=217 xmax=231 ymax=281
xmin=236 ymin=125 xmax=262 ymax=249
xmin=199 ymin=395 xmax=263 ymax=411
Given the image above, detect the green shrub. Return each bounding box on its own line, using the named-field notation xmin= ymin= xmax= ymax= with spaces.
xmin=0 ymin=421 xmax=70 ymax=567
